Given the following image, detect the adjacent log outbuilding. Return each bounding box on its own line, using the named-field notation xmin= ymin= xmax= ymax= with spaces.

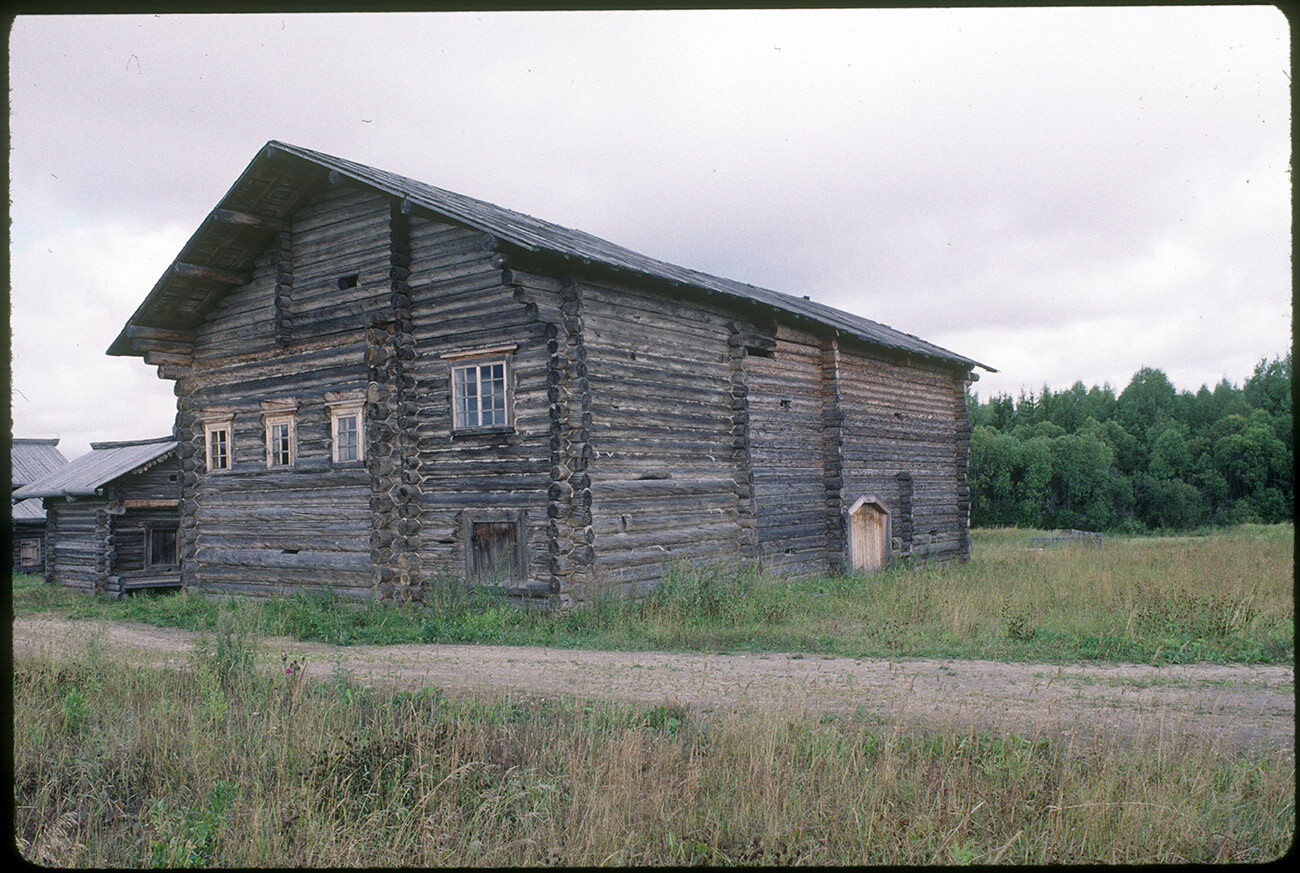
xmin=108 ymin=141 xmax=993 ymax=607
xmin=14 ymin=438 xmax=181 ymax=596
xmin=10 ymin=438 xmax=69 ymax=573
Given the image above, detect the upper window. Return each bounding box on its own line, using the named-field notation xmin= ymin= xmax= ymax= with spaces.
xmin=201 ymin=408 xmax=235 ymax=473
xmin=452 ymin=360 xmax=509 ymax=431
xmin=325 ymin=392 xmax=366 ymax=464
xmin=261 ymin=399 xmax=297 ymax=469
xmin=207 ymin=425 xmax=231 ymax=471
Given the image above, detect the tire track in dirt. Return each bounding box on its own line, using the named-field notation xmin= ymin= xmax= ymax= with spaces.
xmin=12 ymin=616 xmax=1293 ymax=753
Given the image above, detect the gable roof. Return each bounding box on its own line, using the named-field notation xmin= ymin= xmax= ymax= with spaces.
xmin=11 ymin=438 xmax=69 ymax=489
xmin=109 ymin=140 xmax=992 ymax=373
xmin=13 ymin=437 xmax=177 ymax=500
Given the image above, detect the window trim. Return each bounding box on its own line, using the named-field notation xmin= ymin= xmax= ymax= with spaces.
xmin=260 ymin=398 xmax=298 ymax=469
xmin=325 ymin=391 xmax=366 ymax=464
xmin=449 ymin=356 xmax=513 ymax=434
xmin=200 ymin=408 xmax=235 ymax=473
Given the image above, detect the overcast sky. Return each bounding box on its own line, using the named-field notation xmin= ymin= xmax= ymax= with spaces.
xmin=8 ymin=8 xmax=1291 ymax=458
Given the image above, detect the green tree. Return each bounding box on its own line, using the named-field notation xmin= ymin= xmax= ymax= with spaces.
xmin=1046 ymin=432 xmax=1115 ymax=530
xmin=1147 ymin=427 xmax=1191 ymax=480
xmin=1243 ymin=352 xmax=1292 ymax=418
xmin=1134 ymin=475 xmax=1204 ymax=530
xmin=1115 ymin=367 xmax=1177 ymax=438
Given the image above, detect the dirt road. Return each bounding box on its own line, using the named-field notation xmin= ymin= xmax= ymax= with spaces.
xmin=12 ymin=616 xmax=1294 ymax=752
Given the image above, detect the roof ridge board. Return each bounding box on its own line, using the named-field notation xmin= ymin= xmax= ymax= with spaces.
xmin=88 ymin=436 xmax=178 ymax=449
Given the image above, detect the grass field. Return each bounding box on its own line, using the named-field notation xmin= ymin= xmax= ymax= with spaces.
xmin=12 ymin=525 xmax=1294 ymax=865
xmin=12 ymin=630 xmax=1294 ymax=866
xmin=12 ymin=524 xmax=1294 ymax=665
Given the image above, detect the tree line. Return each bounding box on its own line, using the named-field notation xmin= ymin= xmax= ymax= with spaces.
xmin=967 ymin=353 xmax=1292 ymax=532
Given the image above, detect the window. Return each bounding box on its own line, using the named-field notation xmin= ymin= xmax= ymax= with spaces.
xmin=19 ymin=539 xmax=40 ymax=567
xmin=201 ymin=408 xmax=235 ymax=472
xmin=268 ymin=419 xmax=294 ymax=466
xmin=147 ymin=526 xmax=178 ymax=568
xmin=452 ymin=360 xmax=509 ymax=430
xmin=261 ymin=399 xmax=297 ymax=468
xmin=207 ymin=425 xmax=231 ymax=471
xmin=325 ymin=392 xmax=366 ymax=464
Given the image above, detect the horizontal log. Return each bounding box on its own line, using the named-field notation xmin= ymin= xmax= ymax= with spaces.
xmin=212 ymin=208 xmax=291 ymax=232
xmin=173 ymin=262 xmax=251 ymax=286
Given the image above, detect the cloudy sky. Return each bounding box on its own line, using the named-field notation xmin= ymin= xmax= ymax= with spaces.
xmin=8 ymin=8 xmax=1291 ymax=458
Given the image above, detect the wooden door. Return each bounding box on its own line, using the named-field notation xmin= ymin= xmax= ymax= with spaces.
xmin=847 ymin=496 xmax=889 ymax=573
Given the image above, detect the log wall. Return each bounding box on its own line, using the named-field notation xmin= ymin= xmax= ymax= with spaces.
xmin=43 ymin=502 xmax=105 ymax=594
xmin=407 ymin=220 xmax=554 ymax=601
xmin=580 ymin=280 xmax=741 ymax=597
xmin=745 ymin=335 xmax=833 ymax=576
xmin=837 ymin=342 xmax=969 ymax=564
xmin=180 ymin=185 xmax=389 ymax=599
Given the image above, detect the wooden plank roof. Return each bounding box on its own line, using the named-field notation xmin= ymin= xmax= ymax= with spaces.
xmin=13 ymin=437 xmax=177 ymax=500
xmin=10 ymin=438 xmax=69 ymax=488
xmin=109 ymin=140 xmax=992 ymax=372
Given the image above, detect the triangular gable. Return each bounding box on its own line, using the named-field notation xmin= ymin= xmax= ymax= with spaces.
xmin=108 ymin=140 xmax=992 ymax=373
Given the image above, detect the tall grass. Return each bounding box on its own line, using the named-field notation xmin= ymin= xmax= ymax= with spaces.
xmin=13 ymin=632 xmax=1294 ymax=866
xmin=11 ymin=524 xmax=1294 ymax=664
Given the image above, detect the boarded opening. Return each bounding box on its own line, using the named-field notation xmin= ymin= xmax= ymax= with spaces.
xmin=467 ymin=515 xmax=525 ymax=585
xmin=847 ymin=496 xmax=890 ymax=574
xmin=19 ymin=539 xmax=41 ymax=568
xmin=147 ymin=526 xmax=179 ymax=568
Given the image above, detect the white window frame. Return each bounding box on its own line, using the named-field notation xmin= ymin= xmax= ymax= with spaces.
xmin=200 ymin=408 xmax=235 ymax=473
xmin=261 ymin=399 xmax=298 ymax=469
xmin=451 ymin=359 xmax=510 ymax=431
xmin=325 ymin=391 xmax=366 ymax=464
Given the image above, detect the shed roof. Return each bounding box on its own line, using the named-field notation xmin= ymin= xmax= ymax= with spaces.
xmin=109 ymin=141 xmax=992 ymax=373
xmin=13 ymin=437 xmax=177 ymax=500
xmin=11 ymin=438 xmax=69 ymax=488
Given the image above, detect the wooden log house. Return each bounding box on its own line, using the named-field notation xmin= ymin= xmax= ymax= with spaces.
xmin=13 ymin=437 xmax=181 ymax=596
xmin=107 ymin=141 xmax=993 ymax=607
xmin=10 ymin=438 xmax=69 ymax=573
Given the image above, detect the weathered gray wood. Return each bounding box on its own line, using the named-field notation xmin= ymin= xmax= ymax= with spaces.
xmin=173 ymin=262 xmax=251 ymax=285
xmin=212 ymin=208 xmax=291 ymax=232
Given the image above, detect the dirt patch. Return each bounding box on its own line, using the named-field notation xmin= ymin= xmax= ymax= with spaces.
xmin=12 ymin=616 xmax=1293 ymax=753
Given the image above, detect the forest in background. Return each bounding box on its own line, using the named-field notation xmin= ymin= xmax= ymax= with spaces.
xmin=967 ymin=353 xmax=1292 ymax=532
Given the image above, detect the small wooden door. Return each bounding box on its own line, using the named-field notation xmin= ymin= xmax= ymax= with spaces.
xmin=847 ymin=496 xmax=890 ymax=574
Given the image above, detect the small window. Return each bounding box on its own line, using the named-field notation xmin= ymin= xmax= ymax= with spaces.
xmin=334 ymin=412 xmax=360 ymax=461
xmin=325 ymin=392 xmax=366 ymax=464
xmin=331 ymin=407 xmax=364 ymax=462
xmin=147 ymin=527 xmax=178 ymax=568
xmin=201 ymin=409 xmax=235 ymax=473
xmin=267 ymin=417 xmax=295 ymax=467
xmin=206 ymin=424 xmax=231 ymax=471
xmin=452 ymin=359 xmax=510 ymax=431
xmin=19 ymin=539 xmax=40 ymax=567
